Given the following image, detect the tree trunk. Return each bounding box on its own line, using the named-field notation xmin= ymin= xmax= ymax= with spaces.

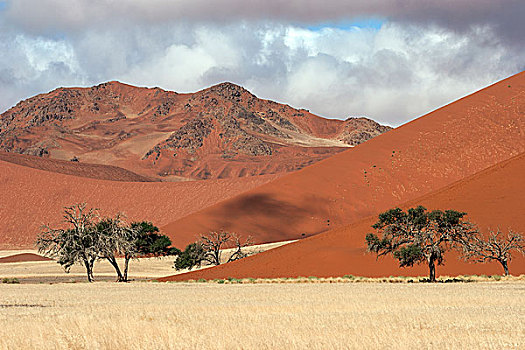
xmin=106 ymin=256 xmax=124 ymax=282
xmin=499 ymin=259 xmax=509 ymax=276
xmin=88 ymin=257 xmax=96 ymax=282
xmin=123 ymin=255 xmax=130 ymax=282
xmin=84 ymin=259 xmax=93 ymax=282
xmin=214 ymin=248 xmax=221 ymax=265
xmin=428 ymin=257 xmax=436 ymax=282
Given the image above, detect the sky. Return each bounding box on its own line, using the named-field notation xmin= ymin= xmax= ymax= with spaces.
xmin=0 ymin=1 xmax=523 ymax=126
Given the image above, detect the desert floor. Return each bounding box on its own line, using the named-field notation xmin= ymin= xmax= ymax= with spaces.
xmin=0 ymin=281 xmax=523 ymax=349
xmin=0 ymin=241 xmax=293 ymax=283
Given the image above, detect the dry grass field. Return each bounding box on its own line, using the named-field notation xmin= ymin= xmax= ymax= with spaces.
xmin=0 ymin=282 xmax=524 ymax=349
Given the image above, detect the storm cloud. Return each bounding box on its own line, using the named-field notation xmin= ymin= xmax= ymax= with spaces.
xmin=0 ymin=0 xmax=523 ymax=126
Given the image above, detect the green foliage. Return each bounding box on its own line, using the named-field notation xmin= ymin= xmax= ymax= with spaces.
xmin=366 ymin=206 xmax=475 ymax=282
xmin=174 ymin=242 xmax=205 ymax=270
xmin=2 ymin=277 xmax=20 ymax=284
xmin=393 ymin=244 xmax=424 ymax=267
xmin=131 ymin=222 xmax=171 ymax=256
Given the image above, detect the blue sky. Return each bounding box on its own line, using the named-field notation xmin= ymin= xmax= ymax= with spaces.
xmin=308 ymin=17 xmax=384 ymax=31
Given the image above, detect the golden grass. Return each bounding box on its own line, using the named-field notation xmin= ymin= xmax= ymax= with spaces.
xmin=0 ymin=282 xmax=524 ymax=349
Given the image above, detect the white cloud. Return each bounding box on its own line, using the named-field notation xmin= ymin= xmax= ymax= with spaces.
xmin=0 ymin=17 xmax=523 ymax=126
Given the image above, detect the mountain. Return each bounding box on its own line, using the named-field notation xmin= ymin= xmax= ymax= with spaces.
xmin=160 ymin=71 xmax=525 ymax=248
xmin=160 ymin=151 xmax=525 ymax=281
xmin=0 ymin=81 xmax=390 ymax=181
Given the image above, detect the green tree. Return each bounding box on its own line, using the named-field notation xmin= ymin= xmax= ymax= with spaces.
xmin=132 ymin=221 xmax=179 ymax=256
xmin=37 ymin=203 xmax=101 ymax=282
xmin=174 ymin=243 xmax=206 ymax=271
xmin=365 ymin=206 xmax=477 ymax=282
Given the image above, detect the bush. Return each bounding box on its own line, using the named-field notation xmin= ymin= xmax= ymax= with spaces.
xmin=174 ymin=243 xmax=205 ymax=270
xmin=2 ymin=277 xmax=20 ymax=284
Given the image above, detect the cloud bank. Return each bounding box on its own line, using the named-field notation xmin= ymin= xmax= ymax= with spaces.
xmin=0 ymin=0 xmax=523 ymax=126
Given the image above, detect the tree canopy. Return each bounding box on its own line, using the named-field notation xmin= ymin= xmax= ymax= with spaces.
xmin=366 ymin=206 xmax=477 ymax=282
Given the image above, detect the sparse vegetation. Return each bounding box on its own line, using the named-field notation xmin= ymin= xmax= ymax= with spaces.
xmin=36 ymin=203 xmax=178 ymax=282
xmin=175 ymin=231 xmax=252 ymax=270
xmin=200 ymin=231 xmax=253 ymax=266
xmin=1 ymin=277 xmax=20 ymax=284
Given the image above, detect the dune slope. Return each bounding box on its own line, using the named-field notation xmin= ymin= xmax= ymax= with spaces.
xmin=160 ymin=151 xmax=525 ymax=281
xmin=161 ymin=71 xmax=525 ymax=247
xmin=0 ymin=152 xmax=156 ymax=182
xmin=0 ymin=160 xmax=280 ymax=249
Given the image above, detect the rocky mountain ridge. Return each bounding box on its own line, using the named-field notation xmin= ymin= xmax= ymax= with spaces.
xmin=0 ymin=81 xmax=391 ymax=180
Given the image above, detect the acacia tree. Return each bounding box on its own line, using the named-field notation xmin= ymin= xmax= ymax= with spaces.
xmin=37 ymin=203 xmax=101 ymax=282
xmin=365 ymin=206 xmax=477 ymax=282
xmin=199 ymin=231 xmax=252 ymax=266
xmin=99 ymin=219 xmax=177 ymax=282
xmin=97 ymin=214 xmax=139 ymax=282
xmin=133 ymin=221 xmax=179 ymax=257
xmin=458 ymin=229 xmax=524 ymax=275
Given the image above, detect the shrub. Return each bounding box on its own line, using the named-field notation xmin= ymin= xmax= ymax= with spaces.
xmin=2 ymin=277 xmax=20 ymax=284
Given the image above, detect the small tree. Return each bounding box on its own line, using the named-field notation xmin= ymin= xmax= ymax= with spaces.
xmin=99 ymin=220 xmax=178 ymax=282
xmin=366 ymin=206 xmax=477 ymax=282
xmin=37 ymin=203 xmax=101 ymax=282
xmin=97 ymin=214 xmax=139 ymax=282
xmin=133 ymin=221 xmax=179 ymax=256
xmin=174 ymin=242 xmax=206 ymax=270
xmin=199 ymin=231 xmax=252 ymax=266
xmin=458 ymin=229 xmax=524 ymax=275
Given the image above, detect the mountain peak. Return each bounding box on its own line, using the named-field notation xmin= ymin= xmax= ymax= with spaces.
xmin=0 ymin=79 xmax=391 ymax=180
xmin=201 ymin=81 xmax=254 ymax=99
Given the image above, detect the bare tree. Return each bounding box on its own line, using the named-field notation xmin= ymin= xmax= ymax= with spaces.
xmin=97 ymin=213 xmax=139 ymax=282
xmin=199 ymin=231 xmax=253 ymax=266
xmin=458 ymin=229 xmax=524 ymax=275
xmin=37 ymin=203 xmax=100 ymax=282
xmin=226 ymin=233 xmax=253 ymax=263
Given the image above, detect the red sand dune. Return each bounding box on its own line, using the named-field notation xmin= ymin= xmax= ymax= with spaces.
xmin=0 ymin=151 xmax=156 ymax=182
xmin=159 ymin=151 xmax=525 ymax=281
xmin=161 ymin=71 xmax=525 ymax=248
xmin=0 ymin=160 xmax=280 ymax=249
xmin=0 ymin=253 xmax=52 ymax=263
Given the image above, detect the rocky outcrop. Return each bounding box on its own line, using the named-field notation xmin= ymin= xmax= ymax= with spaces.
xmin=0 ymin=81 xmax=391 ymax=180
xmin=339 ymin=117 xmax=392 ymax=146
